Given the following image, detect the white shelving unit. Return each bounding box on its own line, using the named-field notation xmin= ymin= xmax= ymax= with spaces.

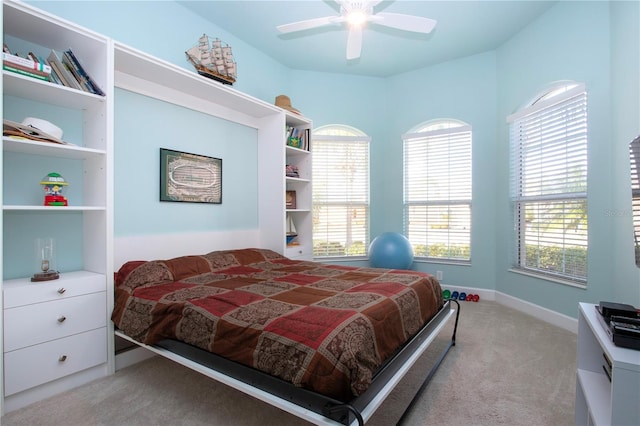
xmin=284 ymin=113 xmax=313 ymax=260
xmin=2 ymin=0 xmax=113 ymax=414
xmin=575 ymin=303 xmax=640 ymax=426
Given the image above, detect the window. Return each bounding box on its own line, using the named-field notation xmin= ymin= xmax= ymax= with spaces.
xmin=312 ymin=125 xmax=370 ymax=258
xmin=403 ymin=120 xmax=472 ymax=262
xmin=508 ymin=82 xmax=588 ymax=283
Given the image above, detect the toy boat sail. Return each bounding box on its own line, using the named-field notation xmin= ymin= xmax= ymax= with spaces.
xmin=186 ymin=34 xmax=237 ymax=85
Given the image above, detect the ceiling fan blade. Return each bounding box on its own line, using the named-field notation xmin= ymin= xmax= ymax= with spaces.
xmin=374 ymin=12 xmax=437 ymax=34
xmin=346 ymin=27 xmax=362 ymax=60
xmin=277 ymin=16 xmax=339 ymax=34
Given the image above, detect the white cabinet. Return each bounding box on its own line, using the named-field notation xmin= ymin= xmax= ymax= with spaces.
xmin=3 ymin=272 xmax=107 ymax=396
xmin=1 ymin=0 xmax=113 ymax=414
xmin=575 ymin=303 xmax=640 ymax=426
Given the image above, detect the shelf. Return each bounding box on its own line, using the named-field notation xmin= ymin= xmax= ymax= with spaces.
xmin=286 ymin=145 xmax=311 ymax=156
xmin=3 ymin=71 xmax=105 ymax=109
xmin=576 ymin=368 xmax=612 ymax=425
xmin=114 ymin=42 xmax=279 ymax=125
xmin=284 ymin=111 xmax=311 ymax=127
xmin=2 ymin=137 xmax=106 ymax=159
xmin=3 ymin=205 xmax=105 ymax=211
xmin=286 ymin=176 xmax=310 ymax=183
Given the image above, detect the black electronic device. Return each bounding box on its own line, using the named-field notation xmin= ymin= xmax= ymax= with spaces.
xmin=609 ymin=316 xmax=640 ymax=350
xmin=598 ymin=301 xmax=639 ymax=323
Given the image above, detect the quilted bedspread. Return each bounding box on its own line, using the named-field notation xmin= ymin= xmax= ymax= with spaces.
xmin=112 ymin=248 xmax=443 ymax=401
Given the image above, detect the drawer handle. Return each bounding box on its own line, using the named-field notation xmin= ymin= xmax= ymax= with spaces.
xmin=57 ymin=315 xmax=67 ymax=323
xmin=57 ymin=288 xmax=66 ymax=294
xmin=58 ymin=355 xmax=67 ymax=362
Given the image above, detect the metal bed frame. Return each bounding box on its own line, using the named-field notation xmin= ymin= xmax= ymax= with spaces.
xmin=115 ymin=299 xmax=460 ymax=425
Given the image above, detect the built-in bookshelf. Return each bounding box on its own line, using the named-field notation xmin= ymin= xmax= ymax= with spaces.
xmin=1 ymin=0 xmax=113 ymax=414
xmin=284 ymin=115 xmax=313 ymax=260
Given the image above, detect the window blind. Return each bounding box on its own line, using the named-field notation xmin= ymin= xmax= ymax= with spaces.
xmin=312 ymin=135 xmax=370 ymax=257
xmin=629 ymin=136 xmax=640 ymax=265
xmin=508 ymin=83 xmax=588 ymax=282
xmin=403 ymin=124 xmax=472 ymax=261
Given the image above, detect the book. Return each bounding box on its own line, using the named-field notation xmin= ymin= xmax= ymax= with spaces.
xmin=46 ymin=57 xmax=71 ymax=87
xmin=44 ymin=59 xmax=62 ymax=85
xmin=47 ymin=50 xmax=82 ymax=90
xmin=2 ymin=52 xmax=51 ymax=73
xmin=3 ymin=64 xmax=50 ymax=81
xmin=64 ymin=49 xmax=105 ymax=96
xmin=62 ymin=51 xmax=91 ymax=92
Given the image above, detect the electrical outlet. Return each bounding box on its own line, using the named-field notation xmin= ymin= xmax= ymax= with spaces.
xmin=436 ymin=271 xmax=443 ymax=281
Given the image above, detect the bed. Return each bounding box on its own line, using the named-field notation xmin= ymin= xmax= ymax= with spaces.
xmin=112 ymin=248 xmax=459 ymax=425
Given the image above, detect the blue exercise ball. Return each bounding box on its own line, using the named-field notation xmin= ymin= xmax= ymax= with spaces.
xmin=368 ymin=232 xmax=414 ymax=270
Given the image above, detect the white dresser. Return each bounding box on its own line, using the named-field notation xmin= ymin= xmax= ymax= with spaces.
xmin=575 ymin=302 xmax=640 ymax=426
xmin=3 ymin=272 xmax=107 ymax=401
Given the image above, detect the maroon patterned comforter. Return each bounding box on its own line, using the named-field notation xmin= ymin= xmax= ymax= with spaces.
xmin=112 ymin=248 xmax=443 ymax=401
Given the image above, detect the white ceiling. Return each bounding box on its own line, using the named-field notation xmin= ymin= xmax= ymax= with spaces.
xmin=178 ymin=0 xmax=557 ymax=78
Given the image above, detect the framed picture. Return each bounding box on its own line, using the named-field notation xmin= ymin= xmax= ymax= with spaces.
xmin=286 ymin=190 xmax=297 ymax=209
xmin=160 ymin=148 xmax=222 ymax=204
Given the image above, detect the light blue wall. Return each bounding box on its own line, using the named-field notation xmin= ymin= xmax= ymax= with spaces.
xmin=22 ymin=1 xmax=640 ymax=316
xmin=383 ymin=52 xmax=498 ymax=289
xmin=114 ymin=89 xmax=259 ymax=236
xmin=494 ymin=0 xmax=640 ymax=316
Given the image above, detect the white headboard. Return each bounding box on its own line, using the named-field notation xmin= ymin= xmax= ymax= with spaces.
xmin=114 ymin=229 xmax=260 ymax=269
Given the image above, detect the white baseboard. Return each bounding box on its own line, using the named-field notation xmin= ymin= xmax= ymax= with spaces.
xmin=440 ymin=284 xmax=578 ymax=334
xmin=115 ymin=346 xmax=156 ymax=371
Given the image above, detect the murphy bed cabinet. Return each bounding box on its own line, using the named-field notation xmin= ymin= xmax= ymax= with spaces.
xmin=113 ymin=43 xmax=313 ymax=260
xmin=1 ymin=0 xmax=114 ymax=414
xmin=1 ymin=0 xmax=313 ymax=414
xmin=575 ymin=303 xmax=640 ymax=426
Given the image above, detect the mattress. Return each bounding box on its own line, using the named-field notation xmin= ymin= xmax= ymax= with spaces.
xmin=112 ymin=248 xmax=444 ymax=401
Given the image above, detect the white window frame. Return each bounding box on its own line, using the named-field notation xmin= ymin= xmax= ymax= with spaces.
xmin=403 ymin=119 xmax=472 ymax=263
xmin=312 ymin=125 xmax=370 ymax=259
xmin=507 ymin=82 xmax=588 ymax=285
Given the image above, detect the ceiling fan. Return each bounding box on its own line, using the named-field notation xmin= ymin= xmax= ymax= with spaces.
xmin=276 ymin=0 xmax=437 ymax=60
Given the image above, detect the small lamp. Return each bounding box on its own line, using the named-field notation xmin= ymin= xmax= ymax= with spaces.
xmin=31 ymin=237 xmax=59 ymax=282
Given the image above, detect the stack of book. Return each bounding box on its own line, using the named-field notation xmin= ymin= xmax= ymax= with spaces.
xmin=3 ymin=44 xmax=104 ymax=96
xmin=2 ymin=51 xmax=51 ymax=81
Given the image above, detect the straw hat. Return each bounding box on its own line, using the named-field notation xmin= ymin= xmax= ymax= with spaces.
xmin=275 ymin=95 xmax=301 ymax=115
xmin=3 ymin=117 xmax=64 ymax=143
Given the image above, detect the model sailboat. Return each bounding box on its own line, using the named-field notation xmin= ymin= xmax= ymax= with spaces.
xmin=286 ymin=214 xmax=298 ymax=245
xmin=186 ymin=34 xmax=237 ymax=85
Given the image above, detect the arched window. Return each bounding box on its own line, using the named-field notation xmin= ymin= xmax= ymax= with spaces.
xmin=508 ymin=82 xmax=588 ymax=284
xmin=403 ymin=119 xmax=472 ymax=262
xmin=312 ymin=125 xmax=370 ymax=258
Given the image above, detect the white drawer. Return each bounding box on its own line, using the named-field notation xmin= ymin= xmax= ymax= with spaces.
xmin=286 ymin=245 xmax=312 ymax=260
xmin=4 ymin=327 xmax=107 ymax=396
xmin=4 ymin=292 xmax=106 ymax=352
xmin=3 ymin=271 xmax=105 ymax=308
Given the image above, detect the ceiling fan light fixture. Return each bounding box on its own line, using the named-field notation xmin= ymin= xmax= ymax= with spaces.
xmin=277 ymin=0 xmax=436 ymax=60
xmin=346 ymin=10 xmax=367 ymax=28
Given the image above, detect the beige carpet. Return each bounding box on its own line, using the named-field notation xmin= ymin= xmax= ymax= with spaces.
xmin=2 ymin=301 xmax=577 ymax=425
